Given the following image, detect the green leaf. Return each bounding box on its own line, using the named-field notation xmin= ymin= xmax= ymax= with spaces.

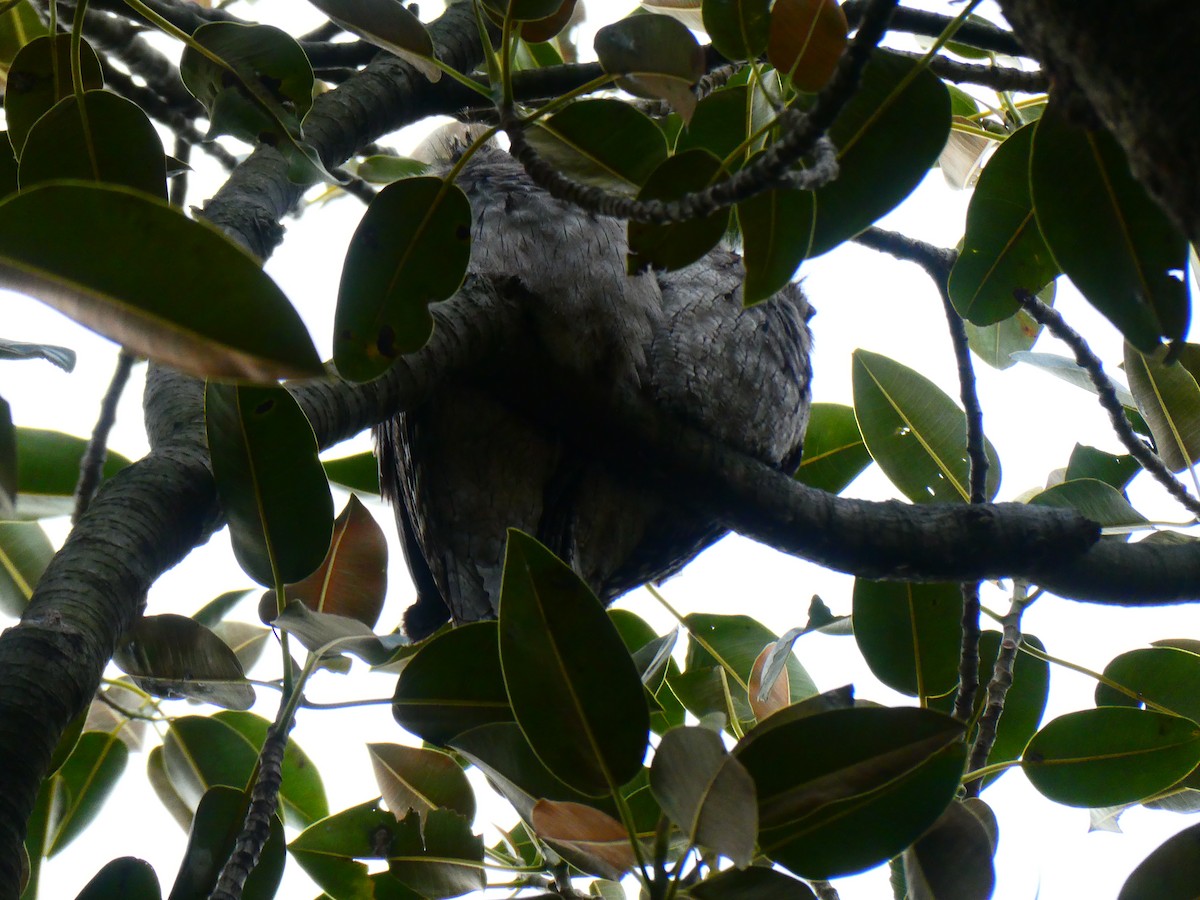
xmin=852 ymin=349 xmax=1001 ymax=503
xmin=738 ymin=180 xmax=809 ymax=303
xmin=901 ymin=800 xmax=996 ymax=900
xmin=794 ymin=51 xmax=950 ymax=259
xmin=0 ymin=519 xmax=52 ymax=614
xmin=322 ymin=451 xmax=381 ymax=494
xmin=526 ymin=99 xmax=667 ymax=192
xmin=392 ymin=622 xmax=513 ymax=745
xmin=13 ymin=427 xmax=131 ymax=519
xmin=766 ymin=0 xmax=847 ymax=92
xmin=852 ymin=580 xmax=963 ymax=700
xmin=206 ymin=382 xmax=333 ymax=586
xmin=73 ymin=858 xmax=160 ymax=900
xmin=1118 ymin=821 xmax=1200 ymax=900
xmin=734 ymin=706 xmax=966 ymax=879
xmin=147 ymin=745 xmax=195 ymax=832
xmin=357 ymin=155 xmax=430 ymax=184
xmin=304 ymin=0 xmax=439 ymax=81
xmin=627 ymin=149 xmax=729 ymax=272
xmin=649 ymin=725 xmax=756 ymax=866
xmin=367 ymin=743 xmax=477 ymax=824
xmin=1124 ymin=343 xmax=1200 ymax=472
xmin=4 ymin=35 xmax=102 ymax=155
xmin=949 ymin=123 xmax=1059 ymax=325
xmin=702 ymin=0 xmax=770 ymax=61
xmin=1029 ymin=478 xmax=1148 ymax=531
xmin=792 ymin=403 xmax=872 ymax=493
xmin=387 ymin=809 xmax=485 ymax=899
xmin=334 ymin=176 xmax=472 ymax=382
xmin=1008 ymin=351 xmax=1147 ymax=434
xmin=1022 ymin=707 xmax=1200 ymax=807
xmin=498 ymin=530 xmax=649 ymax=795
xmin=1096 ymin=646 xmax=1200 ymax=724
xmin=676 ymin=86 xmax=755 ymax=165
xmin=18 ymin=90 xmax=166 ymax=197
xmin=594 ymin=14 xmax=704 ymax=121
xmin=260 ymin=494 xmax=387 ymax=627
xmin=211 ymin=620 xmax=270 ymax=674
xmin=0 ymin=1 xmax=48 ymax=72
xmin=168 ymin=785 xmax=284 ymax=900
xmin=46 ymin=732 xmax=128 ymax=856
xmin=0 ymin=183 xmax=323 ymax=380
xmin=971 ymin=633 xmax=1048 ymax=787
xmin=268 ymin=600 xmax=403 ymax=664
xmin=0 ymin=130 xmax=14 ymax=201
xmin=0 ymin=339 xmax=75 ymax=371
xmin=1031 ymin=102 xmax=1189 ymax=351
xmin=161 ymin=711 xmax=328 ymax=829
xmin=113 ymin=613 xmax=254 ymax=710
xmin=1065 ymin=444 xmax=1139 ymax=491
xmin=690 ymin=866 xmax=817 ymax=899
xmin=289 ymin=799 xmax=402 ymax=900
xmin=192 ymin=589 xmax=255 ymax=629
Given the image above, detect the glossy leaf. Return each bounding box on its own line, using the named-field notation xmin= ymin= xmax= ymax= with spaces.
xmin=967 ymin=291 xmax=1047 ymax=369
xmin=211 ymin=620 xmax=270 ymax=673
xmin=526 ymin=99 xmax=667 ymax=192
xmin=1096 ymin=646 xmax=1200 ymax=723
xmin=852 ymin=349 xmax=1001 ymax=503
xmin=676 ymin=86 xmax=756 ymax=164
xmin=690 ymin=866 xmax=817 ymax=899
xmin=1029 ymin=478 xmax=1147 ymax=531
xmin=0 ymin=520 xmax=52 ymax=614
xmin=0 ymin=183 xmax=323 ymax=380
xmin=260 ymin=494 xmax=387 ymax=627
xmin=192 ymin=589 xmax=254 ymax=629
xmin=206 ymin=382 xmax=333 ymax=586
xmin=792 ymin=403 xmax=872 ymax=493
xmin=853 ymin=580 xmax=963 ymax=699
xmin=74 ymin=858 xmax=160 ymax=900
xmin=649 ymin=725 xmax=756 ymax=865
xmin=0 ymin=339 xmax=75 ymax=370
xmin=13 ymin=427 xmax=130 ymax=519
xmin=289 ymin=799 xmax=404 ymax=900
xmin=1022 ymin=707 xmax=1200 ymax=807
xmin=735 ymin=706 xmax=966 ymax=878
xmin=1065 ymin=444 xmax=1140 ymax=491
xmin=1124 ymin=343 xmax=1200 ymax=472
xmin=167 ymin=785 xmax=284 ymax=900
xmin=269 ymin=600 xmax=403 ymax=663
xmin=387 ymin=809 xmax=485 ymax=899
xmin=902 ymin=800 xmax=996 ymax=900
xmin=46 ymin=732 xmax=128 ymax=856
xmin=393 ymin=622 xmax=513 ymax=745
xmin=367 ymin=742 xmax=477 ymax=824
xmin=767 ymin=0 xmax=847 ymax=91
xmin=4 ymin=35 xmax=102 ymax=154
xmin=610 ymin=609 xmax=687 ymax=734
xmin=357 ymin=155 xmax=429 ymax=184
xmin=594 ymin=14 xmax=704 ymax=121
xmin=1031 ymin=102 xmax=1189 ymax=351
xmin=628 ymin=149 xmax=729 ymax=272
xmin=530 ymin=800 xmax=636 ymax=880
xmin=18 ymin=90 xmax=166 ymax=197
xmin=305 ymin=0 xmax=439 ymax=81
xmin=147 ymin=745 xmax=195 ymax=832
xmin=794 ymin=51 xmax=950 ymax=259
xmin=114 ymin=613 xmax=254 ymax=710
xmin=702 ymin=0 xmax=769 ymax=61
xmin=949 ymin=123 xmax=1058 ymax=325
xmin=498 ymin=530 xmax=648 ymax=795
xmin=969 ymin=632 xmax=1049 ymax=787
xmin=161 ymin=711 xmax=328 ymax=828
xmin=322 ymin=451 xmax=381 ymax=494
xmin=334 ymin=176 xmax=472 ymax=381
xmin=1118 ymin=821 xmax=1200 ymax=900
xmin=739 ymin=181 xmax=809 ymax=303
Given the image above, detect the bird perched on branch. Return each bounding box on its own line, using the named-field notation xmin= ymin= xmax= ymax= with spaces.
xmin=375 ymin=147 xmax=813 ymax=640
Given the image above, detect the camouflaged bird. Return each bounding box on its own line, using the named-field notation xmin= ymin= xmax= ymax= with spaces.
xmin=375 ymin=148 xmax=813 ymax=640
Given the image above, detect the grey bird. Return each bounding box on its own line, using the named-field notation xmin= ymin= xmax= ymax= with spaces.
xmin=375 ymin=148 xmax=813 ymax=640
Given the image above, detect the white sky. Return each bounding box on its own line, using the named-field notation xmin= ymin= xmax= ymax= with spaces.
xmin=2 ymin=0 xmax=1197 ymax=897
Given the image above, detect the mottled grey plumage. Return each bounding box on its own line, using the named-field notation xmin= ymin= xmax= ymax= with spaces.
xmin=375 ymin=149 xmax=812 ymax=639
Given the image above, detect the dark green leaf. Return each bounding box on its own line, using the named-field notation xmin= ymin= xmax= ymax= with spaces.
xmin=1022 ymin=707 xmax=1200 ymax=807
xmin=628 ymin=149 xmax=729 ymax=272
xmin=734 ymin=706 xmax=966 ymax=878
xmin=594 ymin=14 xmax=704 ymax=121
xmin=0 ymin=183 xmax=323 ymax=380
xmin=12 ymin=427 xmax=130 ymax=519
xmin=852 ymin=349 xmax=1001 ymax=503
xmin=393 ymin=622 xmax=513 ymax=745
xmin=0 ymin=1 xmax=48 ymax=75
xmin=676 ymin=86 xmax=754 ymax=164
xmin=766 ymin=0 xmax=847 ymax=91
xmin=206 ymin=382 xmax=333 ymax=586
xmin=387 ymin=809 xmax=485 ymax=899
xmin=498 ymin=530 xmax=648 ymax=795
xmin=305 ymin=0 xmax=439 ymax=80
xmin=949 ymin=123 xmax=1058 ymax=325
xmin=1031 ymin=102 xmax=1189 ymax=351
xmin=0 ymin=398 xmax=12 ymax=513
xmin=0 ymin=339 xmax=75 ymax=371
xmin=690 ymin=865 xmax=817 ymax=899
xmin=703 ymin=0 xmax=769 ymax=61
xmin=518 ymin=0 xmax=579 ymax=42
xmin=18 ymin=90 xmax=166 ymax=197
xmin=1096 ymin=646 xmax=1200 ymax=723
xmin=192 ymin=589 xmax=254 ymax=629
xmin=368 ymin=742 xmax=476 ymax=824
xmin=289 ymin=799 xmax=403 ymax=900
xmin=792 ymin=403 xmax=872 ymax=493
xmin=739 ymin=181 xmax=809 ymax=303
xmin=649 ymin=725 xmax=756 ymax=865
xmin=1029 ymin=478 xmax=1147 ymax=531
xmin=852 ymin=580 xmax=963 ymax=699
xmin=4 ymin=35 xmax=102 ymax=155
xmin=0 ymin=520 xmax=53 ymax=614
xmin=167 ymin=785 xmax=284 ymax=900
xmin=1118 ymin=821 xmax=1200 ymax=900
xmin=1065 ymin=444 xmax=1139 ymax=491
xmin=322 ymin=451 xmax=381 ymax=494
xmin=357 ymin=155 xmax=430 ymax=184
xmin=74 ymin=858 xmax=160 ymax=900
xmin=46 ymin=732 xmax=128 ymax=856
xmin=114 ymin=613 xmax=254 ymax=710
xmin=526 ymin=99 xmax=667 ymax=192
xmin=334 ymin=176 xmax=471 ymax=381
xmin=1124 ymin=343 xmax=1200 ymax=472
xmin=972 ymin=633 xmax=1048 ymax=786
xmin=0 ymin=130 xmax=14 ymax=201
xmin=902 ymin=800 xmax=995 ymax=900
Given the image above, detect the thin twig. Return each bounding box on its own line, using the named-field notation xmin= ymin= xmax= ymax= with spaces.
xmin=1018 ymin=293 xmax=1200 ymax=518
xmin=891 ymin=48 xmax=1047 ymax=92
xmin=73 ymin=351 xmax=135 ymax=523
xmin=170 ymin=134 xmax=191 ymax=208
